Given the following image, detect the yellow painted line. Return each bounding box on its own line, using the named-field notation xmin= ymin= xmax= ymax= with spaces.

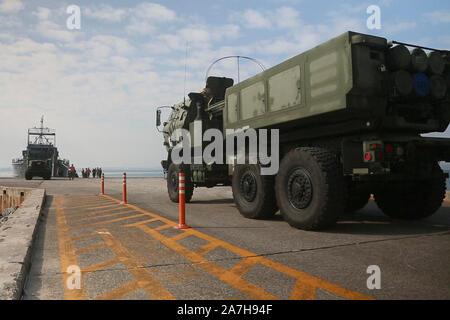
xmin=121 ymin=217 xmax=159 ymax=228
xmin=290 ymin=279 xmax=318 ymax=300
xmin=97 ymin=228 xmax=175 ymax=300
xmin=181 ymin=230 xmax=372 ymax=300
xmin=171 ymin=232 xmax=191 ymax=241
xmin=228 ymin=257 xmax=261 ymax=278
xmin=68 ymin=214 xmax=144 ymax=230
xmin=194 ymin=243 xmax=220 ymax=256
xmin=102 ymin=195 xmax=177 ymax=225
xmin=63 ymin=198 xmax=112 ymax=205
xmin=62 ymin=197 xmax=104 ymax=203
xmin=75 ymin=243 xmax=107 ymax=255
xmin=81 ymin=258 xmax=121 ymax=275
xmin=154 ymin=224 xmax=174 ymax=231
xmin=94 ymin=280 xmax=140 ymax=300
xmin=63 ymin=203 xmax=119 ymax=211
xmin=138 ymin=224 xmax=278 ymax=299
xmin=103 ymin=194 xmax=373 ymax=300
xmin=71 ymin=232 xmax=100 ymax=241
xmin=61 ymin=197 xmax=114 ymax=205
xmin=69 ymin=209 xmax=136 ymax=224
xmin=55 ymin=196 xmax=89 ymax=300
xmin=67 ymin=206 xmax=130 ymax=219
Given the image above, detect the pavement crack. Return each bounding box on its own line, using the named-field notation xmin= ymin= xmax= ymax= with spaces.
xmin=254 ymin=230 xmax=450 ymax=257
xmin=30 ymin=230 xmax=450 ymax=277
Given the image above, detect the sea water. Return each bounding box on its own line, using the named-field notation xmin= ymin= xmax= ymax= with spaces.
xmin=0 ymin=167 xmax=164 ymax=178
xmin=0 ymin=167 xmax=449 ymax=189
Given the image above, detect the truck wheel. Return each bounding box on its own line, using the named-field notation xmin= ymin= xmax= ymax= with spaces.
xmin=167 ymin=163 xmax=194 ymax=203
xmin=275 ymin=147 xmax=346 ymax=230
xmin=374 ymin=163 xmax=445 ymax=220
xmin=25 ymin=171 xmax=32 ymax=180
xmin=232 ymin=164 xmax=278 ymax=219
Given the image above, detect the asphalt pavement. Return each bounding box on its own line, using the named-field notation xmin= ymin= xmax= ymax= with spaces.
xmin=0 ymin=177 xmax=448 ymax=300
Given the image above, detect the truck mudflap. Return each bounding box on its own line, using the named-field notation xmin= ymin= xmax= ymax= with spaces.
xmin=342 ymin=135 xmax=450 ymax=177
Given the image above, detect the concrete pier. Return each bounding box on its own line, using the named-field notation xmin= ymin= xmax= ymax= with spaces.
xmin=0 ymin=177 xmax=448 ymax=300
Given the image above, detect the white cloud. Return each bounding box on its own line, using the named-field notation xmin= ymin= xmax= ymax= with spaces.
xmin=0 ymin=34 xmax=174 ymax=168
xmin=33 ymin=7 xmax=51 ymax=21
xmin=233 ymin=7 xmax=302 ymax=30
xmin=0 ymin=14 xmax=21 ymax=28
xmin=0 ymin=0 xmax=23 ymax=14
xmin=132 ymin=2 xmax=176 ymax=22
xmin=126 ymin=17 xmax=156 ymax=35
xmin=273 ymin=7 xmax=302 ymax=29
xmin=66 ymin=35 xmax=135 ymax=61
xmin=146 ymin=23 xmax=241 ymax=55
xmin=217 ymin=24 xmax=241 ymax=40
xmin=384 ymin=21 xmax=416 ymax=34
xmin=36 ymin=20 xmax=77 ymax=42
xmin=84 ymin=4 xmax=128 ymax=22
xmin=125 ymin=2 xmax=177 ymax=35
xmin=239 ymin=9 xmax=272 ymax=29
xmin=423 ymin=11 xmax=450 ymax=24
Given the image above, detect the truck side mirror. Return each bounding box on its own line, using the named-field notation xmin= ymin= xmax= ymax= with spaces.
xmin=156 ymin=109 xmax=161 ymax=127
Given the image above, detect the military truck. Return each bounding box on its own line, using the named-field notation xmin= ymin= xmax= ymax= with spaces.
xmin=25 ymin=158 xmax=52 ymax=180
xmin=157 ymin=31 xmax=450 ymax=230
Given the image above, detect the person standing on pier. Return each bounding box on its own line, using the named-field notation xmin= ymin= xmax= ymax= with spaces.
xmin=69 ymin=164 xmax=76 ymax=180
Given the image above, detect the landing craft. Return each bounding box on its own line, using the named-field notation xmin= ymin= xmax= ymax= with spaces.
xmin=12 ymin=116 xmax=71 ymax=180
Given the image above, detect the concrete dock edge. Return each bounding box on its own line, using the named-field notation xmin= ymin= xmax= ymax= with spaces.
xmin=0 ymin=188 xmax=46 ymax=300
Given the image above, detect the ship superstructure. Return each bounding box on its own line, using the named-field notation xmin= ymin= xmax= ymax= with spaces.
xmin=12 ymin=117 xmax=70 ymax=179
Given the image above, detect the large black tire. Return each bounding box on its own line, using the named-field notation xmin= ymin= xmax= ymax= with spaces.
xmin=374 ymin=163 xmax=445 ymax=220
xmin=167 ymin=163 xmax=194 ymax=203
xmin=232 ymin=164 xmax=278 ymax=219
xmin=275 ymin=147 xmax=346 ymax=230
xmin=25 ymin=170 xmax=32 ymax=180
xmin=345 ymin=183 xmax=371 ymax=213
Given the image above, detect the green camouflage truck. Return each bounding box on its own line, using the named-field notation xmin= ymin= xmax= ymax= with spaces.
xmin=157 ymin=31 xmax=450 ymax=230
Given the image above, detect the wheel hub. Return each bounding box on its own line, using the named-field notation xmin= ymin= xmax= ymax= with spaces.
xmin=240 ymin=171 xmax=257 ymax=202
xmin=287 ymin=168 xmax=313 ymax=209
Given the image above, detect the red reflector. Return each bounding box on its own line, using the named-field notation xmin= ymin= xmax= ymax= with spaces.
xmin=378 ymin=153 xmax=384 ymax=160
xmin=385 ymin=144 xmax=393 ymax=152
xmin=365 ymin=153 xmax=372 ymax=161
xmin=370 ymin=144 xmax=378 ymax=150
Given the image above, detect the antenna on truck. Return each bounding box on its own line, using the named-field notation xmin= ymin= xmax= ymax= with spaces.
xmin=183 ymin=41 xmax=189 ymax=106
xmin=205 ymin=56 xmax=266 ymax=83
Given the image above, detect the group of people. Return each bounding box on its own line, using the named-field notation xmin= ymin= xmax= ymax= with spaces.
xmin=81 ymin=167 xmax=103 ymax=178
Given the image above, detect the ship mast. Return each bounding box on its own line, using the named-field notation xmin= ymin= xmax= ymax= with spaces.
xmin=28 ymin=116 xmax=56 ymax=146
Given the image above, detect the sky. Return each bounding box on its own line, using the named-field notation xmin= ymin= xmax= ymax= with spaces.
xmin=0 ymin=0 xmax=449 ymax=169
